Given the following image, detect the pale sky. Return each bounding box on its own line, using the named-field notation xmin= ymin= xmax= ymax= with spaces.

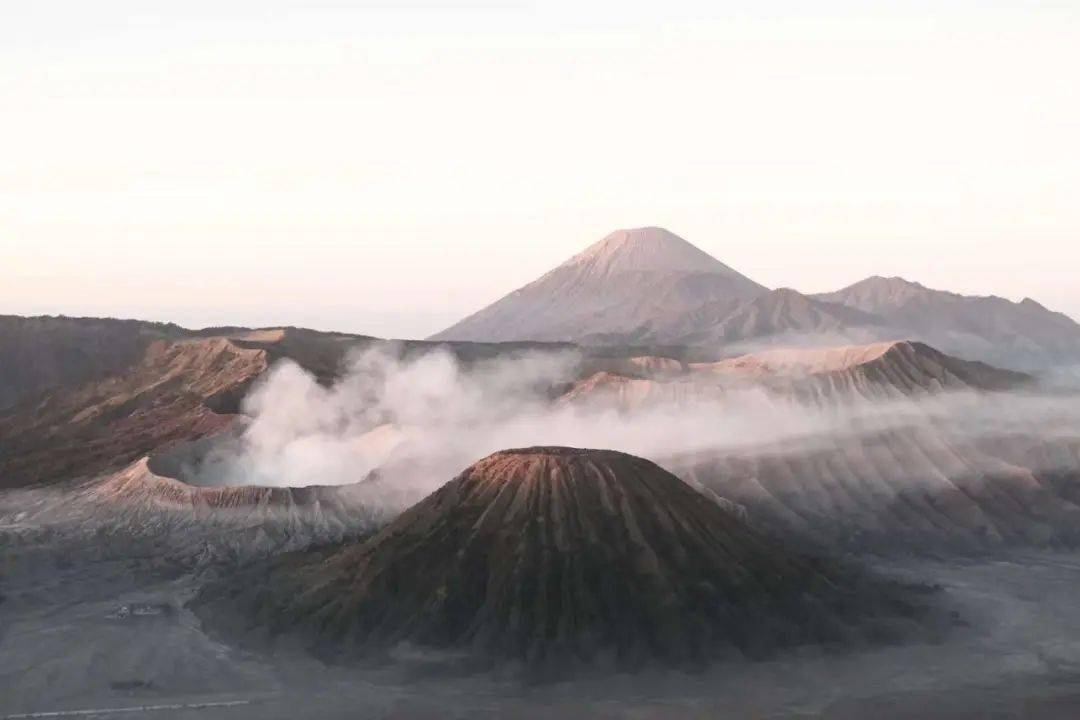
xmin=3 ymin=1 xmax=1078 ymax=338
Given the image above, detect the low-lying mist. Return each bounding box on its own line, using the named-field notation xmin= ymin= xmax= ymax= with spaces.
xmin=175 ymin=345 xmax=1080 ymax=505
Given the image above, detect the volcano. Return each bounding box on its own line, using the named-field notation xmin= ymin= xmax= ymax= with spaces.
xmin=430 ymin=227 xmax=767 ymax=343
xmin=195 ymin=447 xmax=944 ymax=674
xmin=429 ymin=230 xmax=1080 ymax=370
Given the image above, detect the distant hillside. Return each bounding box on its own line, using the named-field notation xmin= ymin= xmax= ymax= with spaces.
xmin=638 ymin=287 xmax=885 ymax=347
xmin=815 ymin=276 xmax=1080 ymax=370
xmin=0 ymin=315 xmax=186 ymax=409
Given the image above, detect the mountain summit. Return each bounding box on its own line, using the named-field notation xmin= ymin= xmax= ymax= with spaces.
xmin=430 ymin=227 xmax=766 ymax=343
xmin=561 ymin=226 xmax=752 ymax=280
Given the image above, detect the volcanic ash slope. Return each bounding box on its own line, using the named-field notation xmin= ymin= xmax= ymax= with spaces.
xmin=194 ymin=447 xmax=949 ymax=677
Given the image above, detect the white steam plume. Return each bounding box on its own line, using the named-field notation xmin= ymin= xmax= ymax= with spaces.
xmin=181 ymin=344 xmax=1080 ymax=509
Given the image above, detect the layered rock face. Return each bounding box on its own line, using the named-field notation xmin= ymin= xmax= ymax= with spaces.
xmin=194 ymin=448 xmax=946 ymax=674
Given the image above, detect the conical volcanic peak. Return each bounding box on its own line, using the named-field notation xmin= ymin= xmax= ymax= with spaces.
xmin=195 ymin=447 xmax=948 ymax=675
xmin=430 ymin=227 xmax=767 ymax=343
xmin=408 ymin=446 xmax=748 ymax=541
xmin=562 ymin=227 xmax=746 ymax=280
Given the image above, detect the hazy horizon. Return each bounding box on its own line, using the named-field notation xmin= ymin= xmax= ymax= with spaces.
xmin=5 ymin=1 xmax=1079 ymax=338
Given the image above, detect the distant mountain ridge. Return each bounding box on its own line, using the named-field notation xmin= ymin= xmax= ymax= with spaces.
xmin=432 ymin=228 xmax=1080 ymax=370
xmin=815 ymin=276 xmax=1080 ymax=370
